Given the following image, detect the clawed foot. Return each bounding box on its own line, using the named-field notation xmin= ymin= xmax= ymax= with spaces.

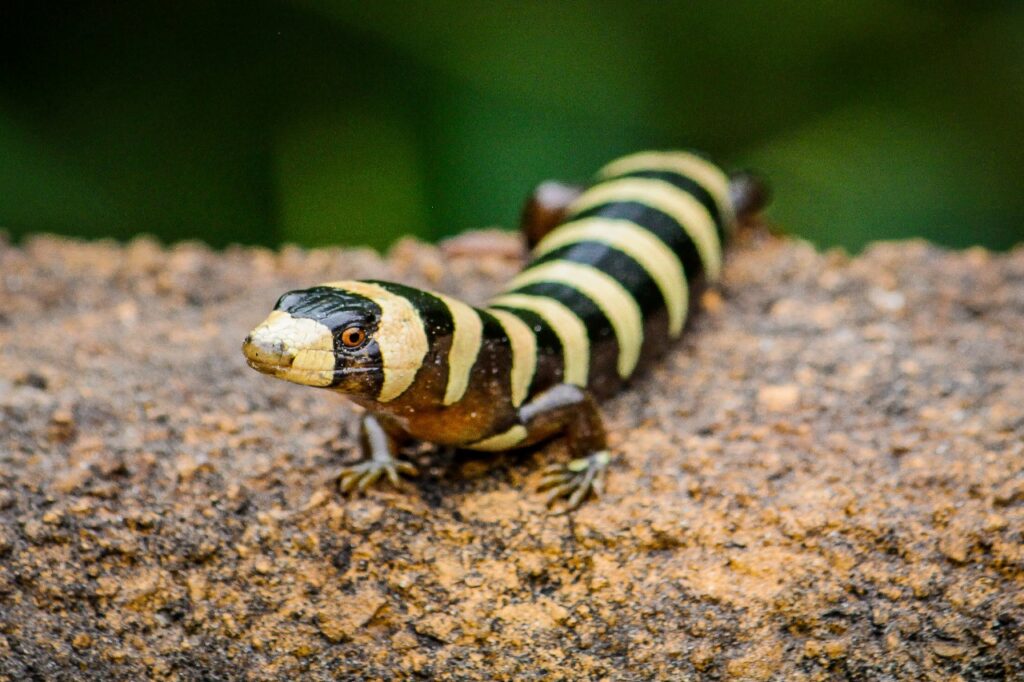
xmin=537 ymin=450 xmax=610 ymax=512
xmin=337 ymin=457 xmax=418 ymax=493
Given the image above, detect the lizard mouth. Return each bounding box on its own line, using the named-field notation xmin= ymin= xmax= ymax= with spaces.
xmin=242 ymin=337 xmax=290 ymax=373
xmin=244 ymin=355 xmax=306 ymax=376
xmin=242 ymin=312 xmax=338 ymax=387
xmin=242 ymin=337 xmax=379 ymax=383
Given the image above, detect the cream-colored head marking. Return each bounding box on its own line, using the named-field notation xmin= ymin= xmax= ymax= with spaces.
xmin=533 ymin=217 xmax=690 ymax=337
xmin=598 ymin=150 xmax=736 ymax=231
xmin=507 ymin=260 xmax=643 ymax=379
xmin=245 ymin=310 xmax=336 ymax=387
xmin=321 ymin=280 xmax=429 ymax=402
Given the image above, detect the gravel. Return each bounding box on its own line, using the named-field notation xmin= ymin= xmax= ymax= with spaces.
xmin=1 ymin=228 xmax=1022 ymax=680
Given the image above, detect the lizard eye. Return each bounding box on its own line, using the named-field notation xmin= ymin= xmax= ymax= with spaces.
xmin=339 ymin=326 xmax=367 ymax=348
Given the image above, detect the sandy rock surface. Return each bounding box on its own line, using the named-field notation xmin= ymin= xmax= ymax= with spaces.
xmin=0 ymin=230 xmax=1022 ymax=680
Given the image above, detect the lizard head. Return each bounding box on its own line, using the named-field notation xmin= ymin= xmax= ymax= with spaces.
xmin=243 ymin=283 xmax=386 ymax=397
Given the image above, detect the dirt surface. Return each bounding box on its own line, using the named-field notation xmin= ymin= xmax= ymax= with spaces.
xmin=1 ymin=229 xmax=1022 ymax=681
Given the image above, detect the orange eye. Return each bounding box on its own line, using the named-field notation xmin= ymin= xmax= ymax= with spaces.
xmin=340 ymin=326 xmax=366 ymax=348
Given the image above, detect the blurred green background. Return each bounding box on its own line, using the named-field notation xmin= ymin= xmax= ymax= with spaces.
xmin=1 ymin=1 xmax=1022 ymax=252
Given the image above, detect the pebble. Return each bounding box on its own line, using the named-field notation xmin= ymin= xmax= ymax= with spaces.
xmin=757 ymin=384 xmax=800 ymax=412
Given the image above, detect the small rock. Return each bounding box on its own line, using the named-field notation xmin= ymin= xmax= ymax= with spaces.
xmin=976 ymin=629 xmax=998 ymax=647
xmin=994 ymin=474 xmax=1024 ymax=506
xmin=51 ymin=407 xmax=74 ymax=424
xmin=94 ymin=577 xmax=120 ymax=598
xmin=984 ymin=513 xmax=1008 ymax=532
xmin=439 ymin=229 xmax=523 ymax=260
xmin=701 ymin=289 xmax=725 ymax=315
xmin=292 ymin=642 xmax=320 ymax=658
xmin=931 ymin=641 xmax=966 ymax=659
xmin=175 ymin=453 xmax=202 ymax=482
xmin=868 ymin=287 xmax=906 ymax=312
xmin=345 ymin=500 xmax=384 ymax=533
xmin=414 ymin=613 xmax=459 ymax=644
xmin=938 ymin=533 xmax=971 ymax=564
xmin=690 ymin=643 xmax=715 ymax=671
xmin=14 ymin=371 xmax=48 ymax=390
xmin=51 ymin=466 xmax=92 ymax=494
xmin=823 ymin=638 xmax=848 ymax=658
xmin=302 ymin=488 xmax=332 ymax=511
xmin=757 ymin=384 xmax=800 ymax=412
xmin=316 ymin=586 xmax=386 ymax=642
xmin=0 ymin=526 xmax=13 ymax=555
xmin=215 ymin=416 xmax=239 ymax=434
xmin=48 ymin=408 xmax=76 ymax=441
xmin=124 ymin=510 xmax=160 ymax=531
xmin=391 ymin=630 xmax=418 ymax=651
xmin=22 ymin=519 xmax=49 ymax=544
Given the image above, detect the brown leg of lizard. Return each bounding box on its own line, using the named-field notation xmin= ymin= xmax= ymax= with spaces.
xmin=520 ymin=181 xmax=585 ymax=249
xmin=518 ymin=383 xmax=611 ymax=511
xmin=338 ymin=413 xmax=418 ymax=493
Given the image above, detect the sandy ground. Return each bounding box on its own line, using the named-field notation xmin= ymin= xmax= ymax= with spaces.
xmin=0 ymin=229 xmax=1022 ymax=681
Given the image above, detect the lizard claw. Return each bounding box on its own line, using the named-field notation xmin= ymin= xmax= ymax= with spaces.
xmin=536 ymin=450 xmax=610 ymax=513
xmin=337 ymin=457 xmax=419 ymax=494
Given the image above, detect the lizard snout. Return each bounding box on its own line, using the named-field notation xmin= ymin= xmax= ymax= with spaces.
xmin=242 ymin=330 xmax=293 ymax=372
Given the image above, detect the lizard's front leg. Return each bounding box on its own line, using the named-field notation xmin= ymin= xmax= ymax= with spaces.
xmin=338 ymin=413 xmax=418 ymax=492
xmin=517 ymin=383 xmax=611 ymax=511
